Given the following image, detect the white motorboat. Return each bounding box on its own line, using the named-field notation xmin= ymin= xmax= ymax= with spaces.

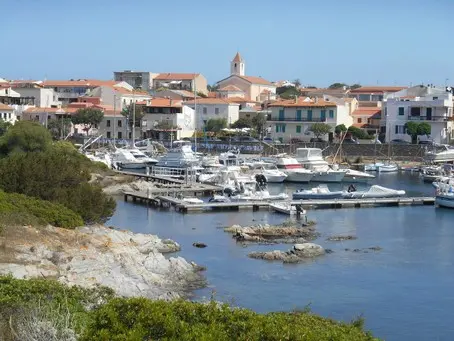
xmin=181 ymin=197 xmax=204 ymax=204
xmin=231 ymin=189 xmax=289 ymax=202
xmin=433 ymin=177 xmax=454 ymax=189
xmin=341 ymin=168 xmax=376 ymax=182
xmin=364 ymin=162 xmax=385 ymax=172
xmin=155 ymin=140 xmax=200 ymax=168
xmin=425 ymin=144 xmax=454 ymax=163
xmin=250 ymin=162 xmax=287 ymax=183
xmin=269 ymin=202 xmax=301 ymax=215
xmin=377 ymin=164 xmax=399 ymax=173
xmin=292 ymin=185 xmax=344 ymax=200
xmin=219 ymin=150 xmax=241 ymax=167
xmin=342 ymin=185 xmax=406 ymax=199
xmin=111 ymin=149 xmax=156 ymax=169
xmin=208 ymin=195 xmax=231 ymax=203
xmin=421 ymin=166 xmax=444 ymax=183
xmin=275 ymin=156 xmax=314 ymax=183
xmin=295 ymin=148 xmax=346 ymax=182
xmin=435 ymin=181 xmax=454 ymax=208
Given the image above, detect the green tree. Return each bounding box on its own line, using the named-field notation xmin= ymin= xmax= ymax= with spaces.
xmin=309 ymin=123 xmax=332 ymax=138
xmin=231 ymin=117 xmax=252 ymax=129
xmin=276 ymin=86 xmax=300 ymax=99
xmin=207 ymin=84 xmax=220 ymax=92
xmin=328 ymin=83 xmax=348 ymax=89
xmin=335 ymin=124 xmax=348 ymax=136
xmin=350 ymin=84 xmax=362 ymax=90
xmin=293 ymin=79 xmax=301 ymax=87
xmin=252 ymin=113 xmax=267 ymax=137
xmin=347 ymin=126 xmax=372 ymax=139
xmin=121 ymin=104 xmax=144 ymax=128
xmin=0 ymin=120 xmax=11 ymax=137
xmin=405 ymin=122 xmax=431 ymax=144
xmin=71 ymin=108 xmax=104 ymax=135
xmin=205 ymin=118 xmax=227 ymax=133
xmin=154 ymin=120 xmax=177 ymax=130
xmin=197 ymin=91 xmax=207 ymax=98
xmin=0 ymin=120 xmax=52 ymax=156
xmin=47 ymin=118 xmax=72 ymax=140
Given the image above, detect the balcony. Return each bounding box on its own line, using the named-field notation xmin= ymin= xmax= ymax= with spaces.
xmin=407 ymin=115 xmax=452 ymax=122
xmin=270 ymin=117 xmax=327 ymax=122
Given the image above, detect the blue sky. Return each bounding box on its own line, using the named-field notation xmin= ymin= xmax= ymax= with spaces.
xmin=2 ymin=0 xmax=453 ymax=87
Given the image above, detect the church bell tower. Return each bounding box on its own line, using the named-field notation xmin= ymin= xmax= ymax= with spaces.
xmin=230 ymin=52 xmax=245 ymax=76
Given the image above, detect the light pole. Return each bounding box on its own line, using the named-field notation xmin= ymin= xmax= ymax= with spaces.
xmin=132 ymin=89 xmax=136 ymax=147
xmin=193 ymin=78 xmax=197 ymax=153
xmin=113 ymin=94 xmax=116 ymax=147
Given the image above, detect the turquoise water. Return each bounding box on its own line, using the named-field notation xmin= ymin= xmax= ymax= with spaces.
xmin=108 ymin=173 xmax=454 ymax=341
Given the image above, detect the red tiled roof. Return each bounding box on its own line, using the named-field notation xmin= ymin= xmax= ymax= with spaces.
xmin=349 ymin=86 xmax=406 ymax=94
xmin=155 ymin=73 xmax=199 ymax=80
xmin=147 ymin=98 xmax=182 ymax=108
xmin=351 ymin=107 xmax=381 ymax=117
xmin=184 ymin=98 xmax=240 ymax=105
xmin=238 ymin=75 xmax=272 ymax=85
xmin=268 ymin=98 xmax=336 ymax=108
xmin=207 ymin=92 xmax=217 ymax=98
xmin=232 ymin=52 xmax=243 ymax=62
xmin=0 ymin=103 xmax=13 ymax=110
xmin=42 ymin=79 xmax=119 ymax=87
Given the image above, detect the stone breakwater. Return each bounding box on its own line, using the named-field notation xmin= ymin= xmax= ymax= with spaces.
xmin=0 ymin=225 xmax=205 ymax=300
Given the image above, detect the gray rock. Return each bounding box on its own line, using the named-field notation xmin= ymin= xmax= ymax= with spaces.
xmin=248 ymin=243 xmax=325 ymax=263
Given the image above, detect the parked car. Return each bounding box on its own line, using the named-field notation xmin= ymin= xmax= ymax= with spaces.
xmin=418 ymin=140 xmax=434 ymax=145
xmin=263 ymin=137 xmax=273 ymax=142
xmin=391 ymin=139 xmax=410 ymax=144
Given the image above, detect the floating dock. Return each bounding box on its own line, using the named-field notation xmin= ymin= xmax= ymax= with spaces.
xmin=123 ymin=193 xmax=435 ymax=213
xmin=115 ymin=170 xmax=187 ymax=185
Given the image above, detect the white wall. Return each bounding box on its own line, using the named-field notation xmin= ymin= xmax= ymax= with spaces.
xmin=14 ymin=88 xmax=58 ymax=107
xmin=189 ymin=103 xmax=240 ymax=129
xmin=0 ymin=109 xmax=16 ymax=124
xmin=97 ymin=115 xmax=129 ymax=139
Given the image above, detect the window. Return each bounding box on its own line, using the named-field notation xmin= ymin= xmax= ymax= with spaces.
xmin=106 ymin=131 xmax=111 ymax=138
xmin=320 ymin=110 xmax=326 ymax=121
xmin=329 ymin=110 xmax=334 ymax=119
xmin=357 ymin=118 xmax=362 ymax=123
xmin=8 ymin=113 xmax=11 ymax=119
xmin=118 ymin=120 xmax=122 ymax=127
xmin=307 ymin=110 xmax=312 ymax=121
xmin=129 ymin=132 xmax=132 ymax=139
xmin=118 ymin=131 xmax=122 ymax=139
xmin=398 ymin=107 xmax=404 ymax=116
xmin=107 ymin=120 xmax=111 ymax=127
xmin=395 ymin=125 xmax=406 ymax=134
xmin=433 ymin=97 xmax=438 ymax=100
xmin=275 ymin=124 xmax=286 ymax=133
xmin=296 ymin=125 xmax=301 ymax=133
xmin=203 ymin=107 xmax=207 ymax=114
xmin=48 ymin=115 xmax=51 ymax=120
xmin=296 ymin=110 xmax=302 ymax=121
xmin=215 ymin=108 xmax=219 ymax=115
xmin=35 ymin=115 xmax=39 ymax=120
xmin=279 ymin=109 xmax=285 ymax=121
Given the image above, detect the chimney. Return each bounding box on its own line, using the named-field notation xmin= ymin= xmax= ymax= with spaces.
xmin=315 ymin=96 xmax=318 ymax=103
xmin=294 ymin=95 xmax=298 ymax=103
xmin=170 ymin=98 xmax=173 ymax=107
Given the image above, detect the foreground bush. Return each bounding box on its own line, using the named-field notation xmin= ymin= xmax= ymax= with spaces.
xmin=0 ymin=147 xmax=115 ymax=223
xmin=83 ymin=298 xmax=378 ymax=341
xmin=0 ymin=190 xmax=83 ymax=228
xmin=0 ymin=276 xmax=378 ymax=341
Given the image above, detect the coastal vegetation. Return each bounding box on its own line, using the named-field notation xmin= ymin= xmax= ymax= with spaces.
xmin=309 ymin=123 xmax=332 ymax=138
xmin=0 ymin=121 xmax=115 ymax=225
xmin=405 ymin=121 xmax=431 ymax=144
xmin=71 ymin=107 xmax=104 ymax=135
xmin=0 ymin=276 xmax=378 ymax=341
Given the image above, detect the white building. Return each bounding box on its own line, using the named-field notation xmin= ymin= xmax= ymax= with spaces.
xmin=268 ymin=97 xmax=353 ymax=142
xmin=10 ymin=81 xmax=59 ymax=107
xmin=83 ymin=85 xmax=151 ymax=110
xmin=141 ymin=98 xmax=195 ymax=140
xmin=383 ymin=86 xmax=454 ymax=144
xmin=184 ymin=98 xmax=240 ymax=129
xmin=0 ymin=103 xmax=17 ymax=124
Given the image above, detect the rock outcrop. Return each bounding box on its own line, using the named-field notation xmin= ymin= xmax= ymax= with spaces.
xmin=249 ymin=243 xmax=326 ymax=263
xmin=0 ymin=225 xmax=205 ymax=300
xmin=224 ymin=223 xmax=320 ymax=244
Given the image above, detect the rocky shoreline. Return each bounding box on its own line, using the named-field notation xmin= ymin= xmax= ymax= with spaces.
xmin=0 ymin=224 xmax=205 ymax=300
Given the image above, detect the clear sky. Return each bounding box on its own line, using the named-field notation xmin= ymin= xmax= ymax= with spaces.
xmin=2 ymin=0 xmax=453 ymax=87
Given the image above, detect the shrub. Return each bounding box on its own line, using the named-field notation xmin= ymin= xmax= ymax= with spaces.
xmin=82 ymin=298 xmax=378 ymax=341
xmin=0 ymin=121 xmax=52 ymax=156
xmin=0 ymin=190 xmax=83 ymax=228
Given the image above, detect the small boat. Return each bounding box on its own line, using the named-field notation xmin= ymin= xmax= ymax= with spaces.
xmin=208 ymin=195 xmax=231 ymax=203
xmin=231 ymin=190 xmax=289 ymax=202
xmin=435 ymin=194 xmax=454 ymax=208
xmin=342 ymin=169 xmax=376 ymax=182
xmin=364 ymin=162 xmax=384 ymax=172
xmin=269 ymin=202 xmax=301 ymax=215
xmin=181 ymin=197 xmax=204 ymax=204
xmin=292 ymin=185 xmax=344 ymax=200
xmin=377 ymin=164 xmax=399 ymax=173
xmin=342 ymin=185 xmax=406 ymax=199
xmin=275 ymin=156 xmax=314 ymax=183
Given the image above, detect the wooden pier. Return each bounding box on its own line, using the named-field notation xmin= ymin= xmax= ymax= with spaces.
xmin=115 ymin=170 xmax=187 ymax=185
xmin=123 ymin=193 xmax=435 ymax=213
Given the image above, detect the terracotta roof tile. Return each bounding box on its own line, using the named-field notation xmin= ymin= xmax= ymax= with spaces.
xmin=268 ymin=98 xmax=336 ymax=108
xmin=147 ymin=98 xmax=182 ymax=108
xmin=155 ymin=73 xmax=199 ymax=80
xmin=232 ymin=52 xmax=243 ymax=62
xmin=42 ymin=79 xmax=119 ymax=87
xmin=351 ymin=107 xmax=381 ymax=116
xmin=0 ymin=103 xmax=12 ymax=110
xmin=184 ymin=98 xmax=240 ymax=105
xmin=207 ymin=92 xmax=217 ymax=98
xmin=238 ymin=75 xmax=272 ymax=85
xmin=349 ymin=86 xmax=406 ymax=94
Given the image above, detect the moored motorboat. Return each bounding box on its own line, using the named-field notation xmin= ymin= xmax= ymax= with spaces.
xmin=269 ymin=202 xmax=302 ymax=215
xmin=181 ymin=197 xmax=204 ymax=204
xmin=377 ymin=164 xmax=399 ymax=173
xmin=295 ymin=148 xmax=346 ymax=182
xmin=342 ymin=185 xmax=406 ymax=199
xmin=292 ymin=185 xmax=344 ymax=200
xmin=435 ymin=194 xmax=454 ymax=208
xmin=364 ymin=162 xmax=384 ymax=172
xmin=275 ymin=156 xmax=314 ymax=183
xmin=342 ymin=169 xmax=376 ymax=182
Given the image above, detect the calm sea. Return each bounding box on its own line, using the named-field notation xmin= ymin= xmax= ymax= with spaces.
xmin=108 ymin=172 xmax=454 ymax=341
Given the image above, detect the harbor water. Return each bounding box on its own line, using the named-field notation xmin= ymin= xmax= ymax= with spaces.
xmin=108 ymin=172 xmax=454 ymax=341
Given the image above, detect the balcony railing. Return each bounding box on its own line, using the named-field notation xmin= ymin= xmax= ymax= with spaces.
xmin=407 ymin=115 xmax=452 ymax=122
xmin=270 ymin=117 xmax=327 ymax=122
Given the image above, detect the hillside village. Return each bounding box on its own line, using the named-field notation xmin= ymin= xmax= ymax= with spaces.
xmin=1 ymin=52 xmax=453 ymax=145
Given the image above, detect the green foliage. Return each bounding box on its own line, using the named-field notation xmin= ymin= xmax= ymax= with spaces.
xmin=231 ymin=117 xmax=252 ymax=129
xmin=347 ymin=126 xmax=372 ymax=140
xmin=0 ymin=119 xmax=11 ymax=137
xmin=405 ymin=122 xmax=431 ymax=143
xmin=197 ymin=91 xmax=207 ymax=98
xmin=335 ymin=124 xmax=348 ymax=135
xmin=350 ymin=84 xmax=362 ymax=90
xmin=82 ymin=298 xmax=378 ymax=341
xmin=252 ymin=113 xmax=267 ymax=136
xmin=293 ymin=78 xmax=301 ymax=87
xmin=71 ymin=107 xmax=104 ymax=134
xmin=0 ymin=121 xmax=52 ymax=156
xmin=328 ymin=83 xmax=348 ymax=89
xmin=205 ymin=118 xmax=227 ymax=133
xmin=47 ymin=118 xmax=72 ymax=140
xmin=309 ymin=123 xmax=332 ymax=138
xmin=0 ymin=147 xmax=116 ymax=224
xmin=121 ymin=104 xmax=144 ymax=128
xmin=155 ymin=120 xmax=178 ymax=130
xmin=277 ymin=86 xmax=301 ymax=99
xmin=207 ymin=84 xmax=220 ymax=92
xmin=0 ymin=190 xmax=83 ymax=228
